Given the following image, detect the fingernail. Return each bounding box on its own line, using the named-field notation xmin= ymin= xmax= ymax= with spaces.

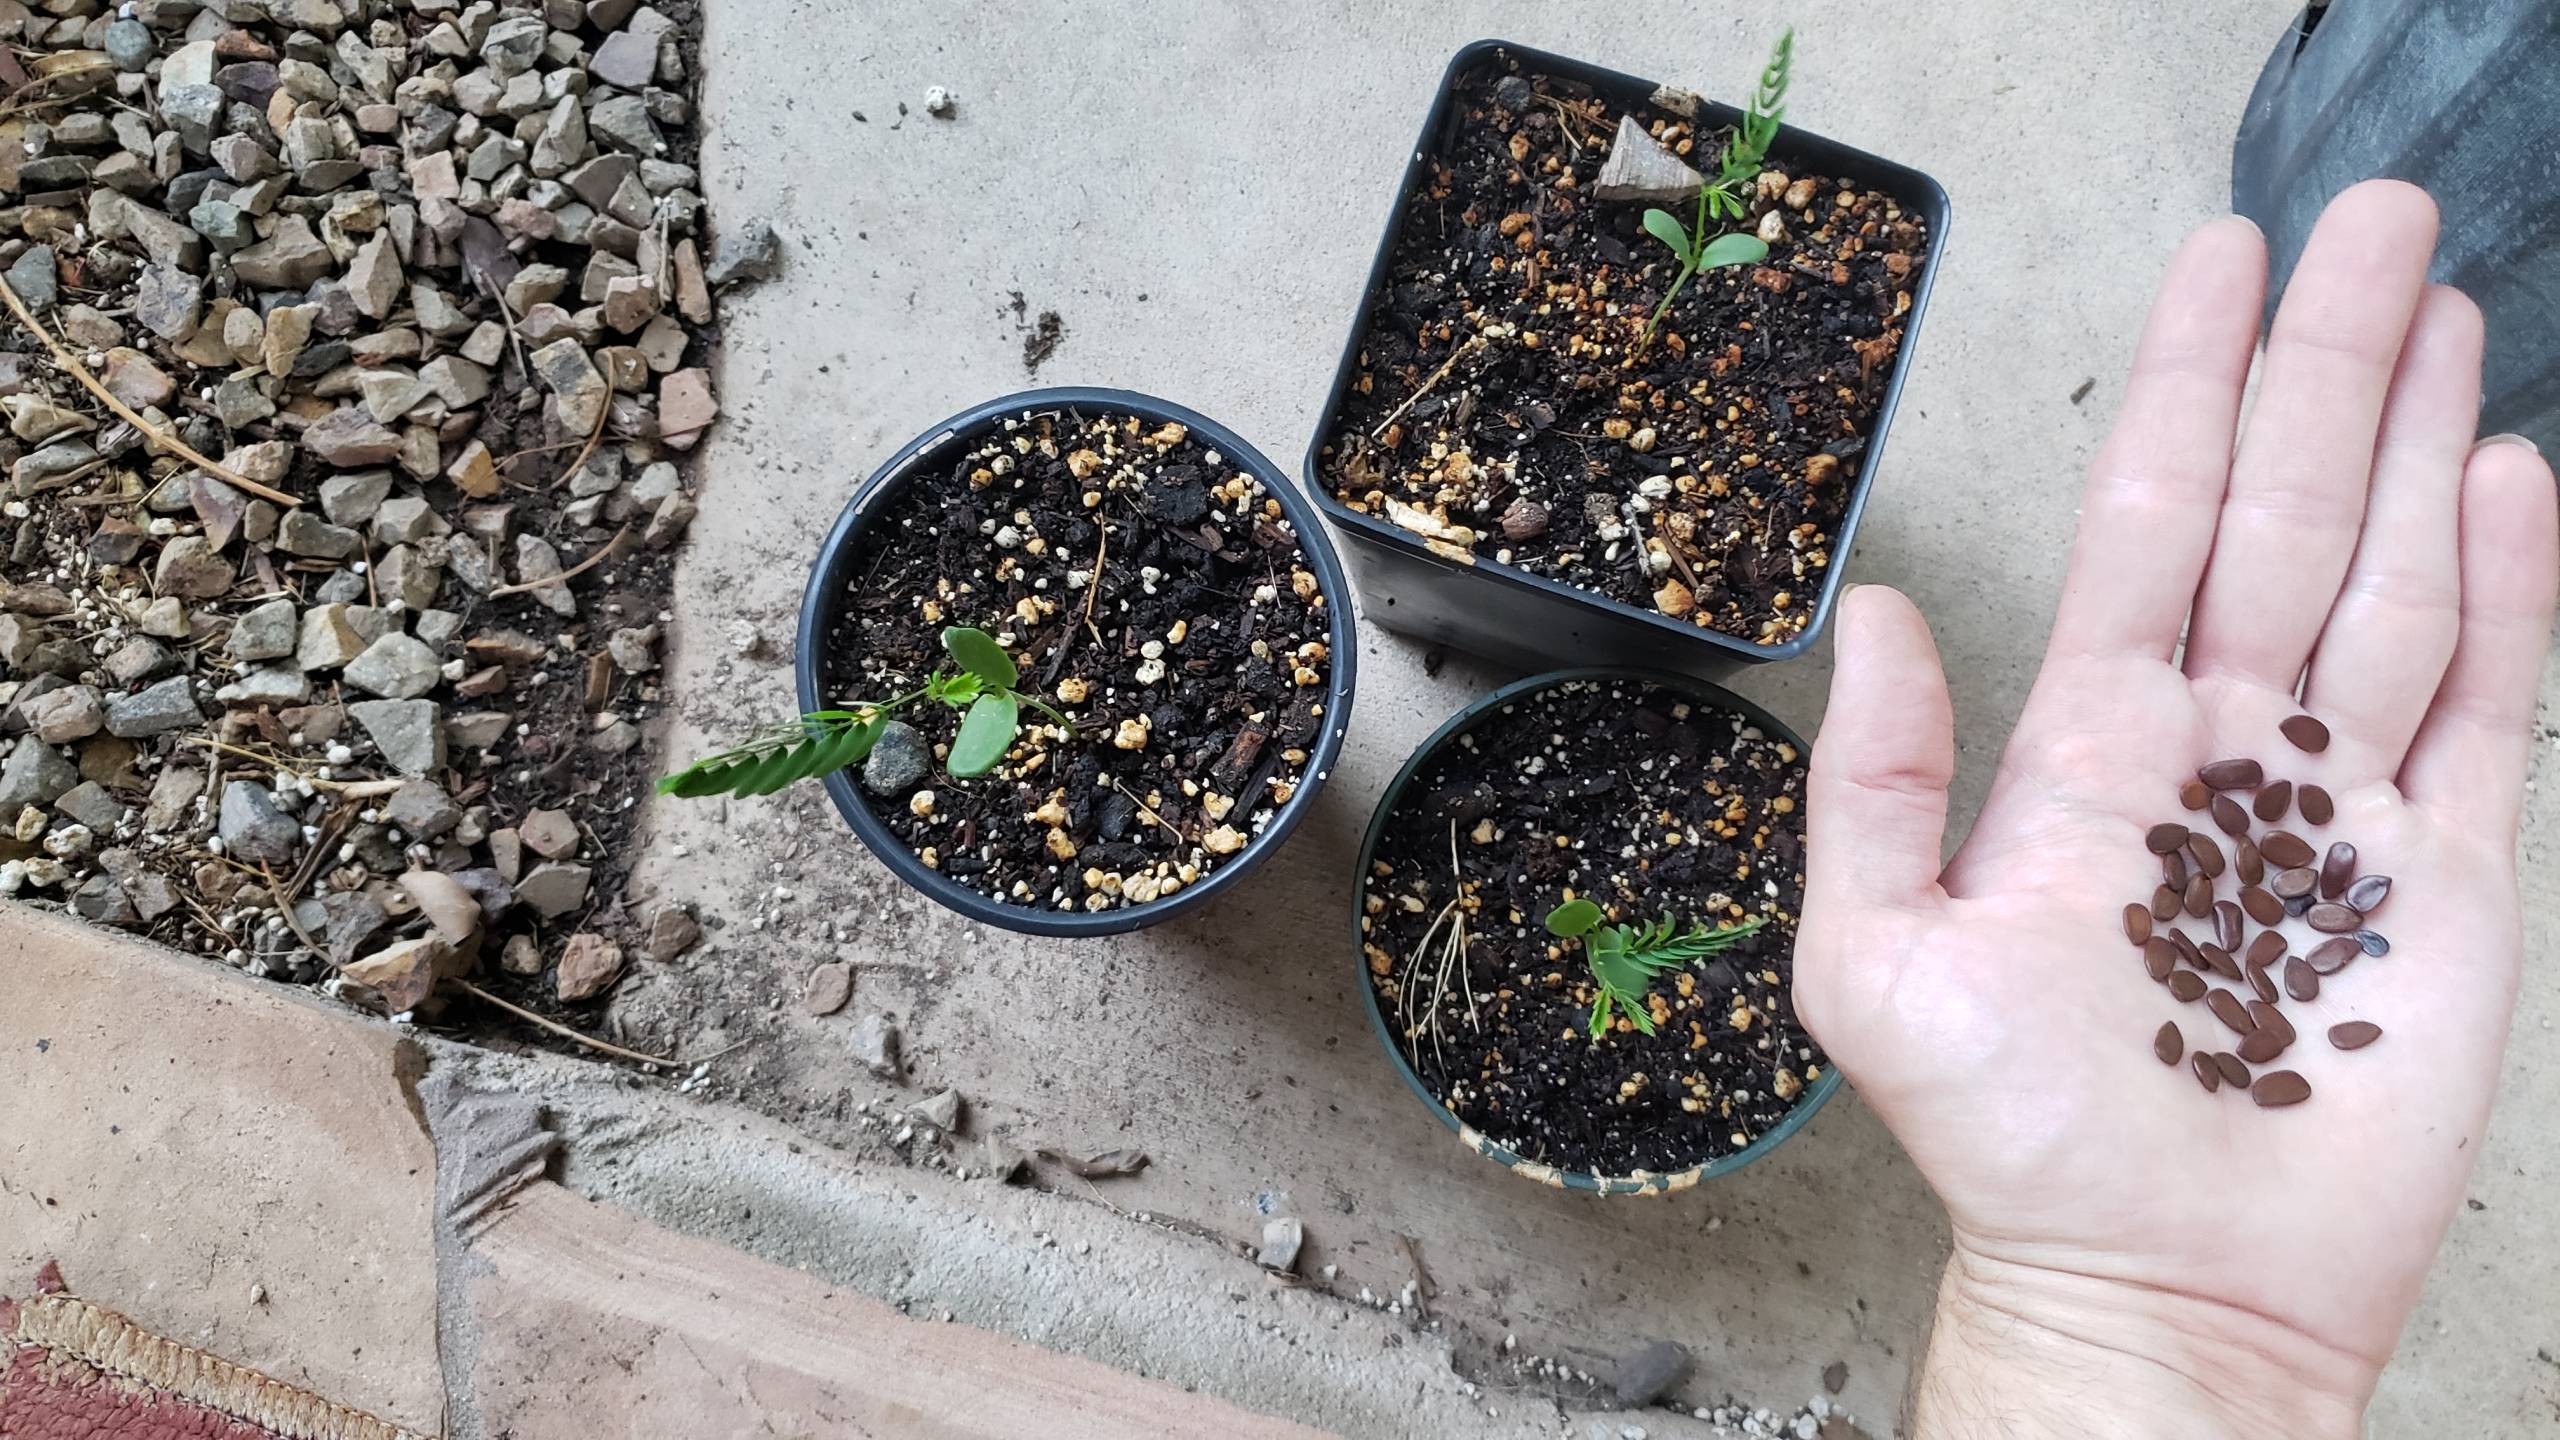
xmin=2476 ymin=432 xmax=2540 ymax=456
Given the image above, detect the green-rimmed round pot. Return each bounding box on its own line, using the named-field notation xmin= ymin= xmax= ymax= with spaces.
xmin=1352 ymin=666 xmax=1840 ymax=1194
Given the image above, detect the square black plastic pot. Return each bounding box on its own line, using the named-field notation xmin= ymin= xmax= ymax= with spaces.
xmin=794 ymin=387 xmax=1359 ymax=938
xmin=1302 ymin=39 xmax=1953 ymax=677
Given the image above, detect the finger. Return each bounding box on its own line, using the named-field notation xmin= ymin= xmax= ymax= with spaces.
xmin=2185 ymin=180 xmax=2441 ymax=689
xmin=2045 ymin=216 xmax=2266 ymax=663
xmin=1808 ymin=586 xmax=1954 ymax=914
xmin=2299 ymin=286 xmax=2484 ymax=777
xmin=2401 ymin=437 xmax=2559 ymax=837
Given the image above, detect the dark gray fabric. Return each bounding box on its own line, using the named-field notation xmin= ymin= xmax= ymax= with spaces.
xmin=2233 ymin=1 xmax=2560 ymax=450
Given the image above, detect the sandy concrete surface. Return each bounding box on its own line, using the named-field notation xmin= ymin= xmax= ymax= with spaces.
xmin=597 ymin=1 xmax=2559 ymax=1435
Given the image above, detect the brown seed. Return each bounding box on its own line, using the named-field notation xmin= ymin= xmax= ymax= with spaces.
xmin=2307 ymin=901 xmax=2360 ymax=933
xmin=2283 ymin=955 xmax=2318 ymax=1001
xmin=2297 ymin=784 xmax=2335 ymax=826
xmin=2122 ymin=902 xmax=2154 ymax=945
xmin=2179 ymin=779 xmax=2211 ymax=811
xmin=2199 ymin=943 xmax=2242 ymax=981
xmin=2234 ymin=837 xmax=2264 ymax=885
xmin=2305 ymin=937 xmax=2360 ymax=975
xmin=2240 ymin=885 xmax=2285 ymax=927
xmin=2199 ymin=758 xmax=2264 ymax=790
xmin=2153 ymin=1021 xmax=2184 ymax=1066
xmin=2259 ymin=830 xmax=2315 ymax=869
xmin=2328 ymin=1020 xmax=2383 ymax=1051
xmin=2250 ymin=1070 xmax=2312 ymax=1107
xmin=2186 ymin=833 xmax=2227 ymax=877
xmin=2245 ymin=959 xmax=2278 ymax=1004
xmin=2150 ymin=885 xmax=2181 ymax=921
xmin=2210 ymin=793 xmax=2252 ymax=838
xmin=2238 ymin=1029 xmax=2286 ymax=1065
xmin=2182 ymin=873 xmax=2214 ymax=918
xmin=2270 ymin=866 xmax=2318 ymax=899
xmin=2145 ymin=822 xmax=2192 ymax=854
xmin=2192 ymin=1053 xmax=2222 ymax=1092
xmin=2169 ymin=929 xmax=2205 ymax=970
xmin=2143 ymin=937 xmax=2179 ymax=981
xmin=2247 ymin=1000 xmax=2295 ymax=1046
xmin=2245 ymin=930 xmax=2287 ymax=968
xmin=2169 ymin=970 xmax=2207 ymax=1002
xmin=2212 ymin=1051 xmax=2251 ymax=1088
xmin=2252 ymin=780 xmax=2292 ymax=823
xmin=2162 ymin=847 xmax=2190 ymax=888
xmin=2319 ymin=841 xmax=2357 ymax=900
xmin=2213 ymin=900 xmax=2243 ymax=951
xmin=2344 ymin=874 xmax=2391 ymax=915
xmin=2206 ymin=988 xmax=2254 ymax=1034
xmin=2279 ymin=715 xmax=2330 ymax=753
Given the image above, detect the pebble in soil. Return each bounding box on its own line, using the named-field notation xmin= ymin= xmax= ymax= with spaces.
xmin=821 ymin=409 xmax=1333 ymax=914
xmin=1361 ymin=677 xmax=1819 ymax=1176
xmin=1319 ymin=55 xmax=1931 ymax=647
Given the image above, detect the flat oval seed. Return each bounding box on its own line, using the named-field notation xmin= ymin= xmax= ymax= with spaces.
xmin=2328 ymin=1021 xmax=2382 ymax=1051
xmin=2247 ymin=1000 xmax=2295 ymax=1046
xmin=2305 ymin=937 xmax=2360 ymax=974
xmin=2240 ymin=885 xmax=2285 ymax=926
xmin=2144 ymin=938 xmax=2178 ymax=981
xmin=2234 ymin=838 xmax=2264 ymax=885
xmin=2270 ymin=866 xmax=2317 ymax=899
xmin=2182 ymin=874 xmax=2214 ymax=918
xmin=2123 ymin=903 xmax=2153 ymax=945
xmin=2353 ymin=929 xmax=2389 ymax=957
xmin=2192 ymin=1053 xmax=2222 ymax=1092
xmin=2280 ymin=714 xmax=2330 ymax=753
xmin=2213 ymin=900 xmax=2243 ymax=951
xmin=2179 ymin=779 xmax=2211 ymax=811
xmin=2212 ymin=1052 xmax=2251 ymax=1088
xmin=2283 ymin=955 xmax=2319 ymax=1001
xmin=2150 ymin=885 xmax=2181 ymax=921
xmin=2307 ymin=901 xmax=2360 ymax=933
xmin=2344 ymin=874 xmax=2391 ymax=914
xmin=2186 ymin=833 xmax=2227 ymax=877
xmin=2169 ymin=970 xmax=2207 ymax=1002
xmin=2246 ymin=930 xmax=2287 ymax=968
xmin=2319 ymin=841 xmax=2357 ymax=899
xmin=2251 ymin=1070 xmax=2313 ymax=1107
xmin=2238 ymin=1030 xmax=2285 ymax=1065
xmin=2245 ymin=961 xmax=2278 ymax=1005
xmin=2252 ymin=779 xmax=2293 ymax=823
xmin=2210 ymin=794 xmax=2252 ymax=838
xmin=2200 ymin=943 xmax=2242 ymax=980
xmin=2260 ymin=830 xmax=2315 ymax=869
xmin=2207 ymin=988 xmax=2254 ymax=1034
xmin=2298 ymin=784 xmax=2335 ymax=826
xmin=2162 ymin=848 xmax=2190 ymax=887
xmin=2199 ymin=758 xmax=2264 ymax=790
xmin=2145 ymin=822 xmax=2191 ymax=854
xmin=2154 ymin=1021 xmax=2184 ymax=1065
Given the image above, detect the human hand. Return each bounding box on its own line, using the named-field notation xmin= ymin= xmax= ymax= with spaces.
xmin=1795 ymin=180 xmax=2557 ymax=1437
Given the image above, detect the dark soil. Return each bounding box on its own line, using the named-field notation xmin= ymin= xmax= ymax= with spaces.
xmin=1319 ymin=54 xmax=1931 ymax=647
xmin=820 ymin=406 xmax=1334 ymax=916
xmin=1361 ymin=676 xmax=1822 ymax=1177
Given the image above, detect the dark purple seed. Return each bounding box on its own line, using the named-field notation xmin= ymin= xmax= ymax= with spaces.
xmin=2206 ymin=988 xmax=2254 ymax=1034
xmin=2252 ymin=780 xmax=2293 ymax=823
xmin=2212 ymin=1051 xmax=2251 ymax=1088
xmin=2328 ymin=1021 xmax=2382 ymax=1051
xmin=2150 ymin=885 xmax=2181 ymax=921
xmin=2144 ymin=938 xmax=2178 ymax=981
xmin=2344 ymin=874 xmax=2391 ymax=915
xmin=2200 ymin=943 xmax=2242 ymax=981
xmin=2307 ymin=901 xmax=2359 ymax=933
xmin=2213 ymin=900 xmax=2243 ymax=950
xmin=2187 ymin=833 xmax=2227 ymax=877
xmin=2298 ymin=784 xmax=2335 ymax=826
xmin=2270 ymin=866 xmax=2317 ymax=900
xmin=2199 ymin=758 xmax=2263 ymax=790
xmin=2247 ymin=1000 xmax=2295 ymax=1047
xmin=2210 ymin=794 xmax=2251 ymax=838
xmin=2319 ymin=841 xmax=2357 ymax=900
xmin=2283 ymin=955 xmax=2318 ymax=1001
xmin=2240 ymin=885 xmax=2284 ymax=927
xmin=2192 ymin=1053 xmax=2221 ymax=1092
xmin=2238 ymin=1029 xmax=2285 ymax=1065
xmin=2123 ymin=903 xmax=2153 ymax=945
xmin=2246 ymin=931 xmax=2287 ymax=968
xmin=2354 ymin=930 xmax=2389 ymax=957
xmin=2283 ymin=893 xmax=2314 ymax=918
xmin=2180 ymin=779 xmax=2211 ymax=811
xmin=2251 ymin=1070 xmax=2313 ymax=1107
xmin=2279 ymin=715 xmax=2330 ymax=753
xmin=2145 ymin=822 xmax=2192 ymax=854
xmin=2183 ymin=873 xmax=2214 ymax=918
xmin=2154 ymin=1021 xmax=2184 ymax=1065
xmin=2305 ymin=937 xmax=2360 ymax=974
xmin=2260 ymin=831 xmax=2315 ymax=869
xmin=2163 ymin=847 xmax=2191 ymax=888
xmin=2234 ymin=838 xmax=2264 ymax=885
xmin=2245 ymin=961 xmax=2278 ymax=1005
xmin=2169 ymin=970 xmax=2207 ymax=1002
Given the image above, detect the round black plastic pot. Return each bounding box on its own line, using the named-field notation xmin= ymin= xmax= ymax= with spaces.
xmin=1352 ymin=667 xmax=1841 ymax=1194
xmin=795 ymin=387 xmax=1357 ymax=938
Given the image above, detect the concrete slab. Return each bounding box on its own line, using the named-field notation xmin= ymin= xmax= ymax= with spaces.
xmin=620 ymin=1 xmax=2560 ymax=1434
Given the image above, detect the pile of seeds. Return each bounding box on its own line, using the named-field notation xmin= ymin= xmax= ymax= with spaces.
xmin=2127 ymin=713 xmax=2390 ymax=1107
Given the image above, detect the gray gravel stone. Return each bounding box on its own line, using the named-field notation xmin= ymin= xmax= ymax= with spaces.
xmin=349 ymin=698 xmax=445 ymax=775
xmin=230 ymin=597 xmax=301 ymax=661
xmin=861 ymin=720 xmax=930 ymax=795
xmin=0 ymin=737 xmax=79 ymax=811
xmin=344 ymin=633 xmax=443 ymax=700
xmin=218 ymin=780 xmax=300 ymax=864
xmin=105 ymin=676 xmax=201 ymax=738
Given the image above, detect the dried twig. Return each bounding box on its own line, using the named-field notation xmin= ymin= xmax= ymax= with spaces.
xmin=485 ymin=523 xmax=630 ymax=598
xmin=452 ymin=979 xmax=674 ymax=1066
xmin=0 ymin=272 xmax=300 ymax=506
xmin=180 ymin=736 xmax=405 ymax=797
xmin=1368 ymin=334 xmax=1486 ymax=440
xmin=1109 ymin=776 xmax=1183 ymax=842
xmin=1397 ymin=1232 xmax=1436 ymax=1311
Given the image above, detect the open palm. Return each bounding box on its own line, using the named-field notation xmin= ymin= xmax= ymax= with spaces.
xmin=1797 ymin=181 xmax=2557 ymax=1428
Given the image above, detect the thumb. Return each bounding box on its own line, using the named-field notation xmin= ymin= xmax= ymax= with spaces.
xmin=1806 ymin=585 xmax=1956 ymax=917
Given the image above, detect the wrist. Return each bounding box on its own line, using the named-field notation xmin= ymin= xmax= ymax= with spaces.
xmin=1910 ymin=1243 xmax=2373 ymax=1440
